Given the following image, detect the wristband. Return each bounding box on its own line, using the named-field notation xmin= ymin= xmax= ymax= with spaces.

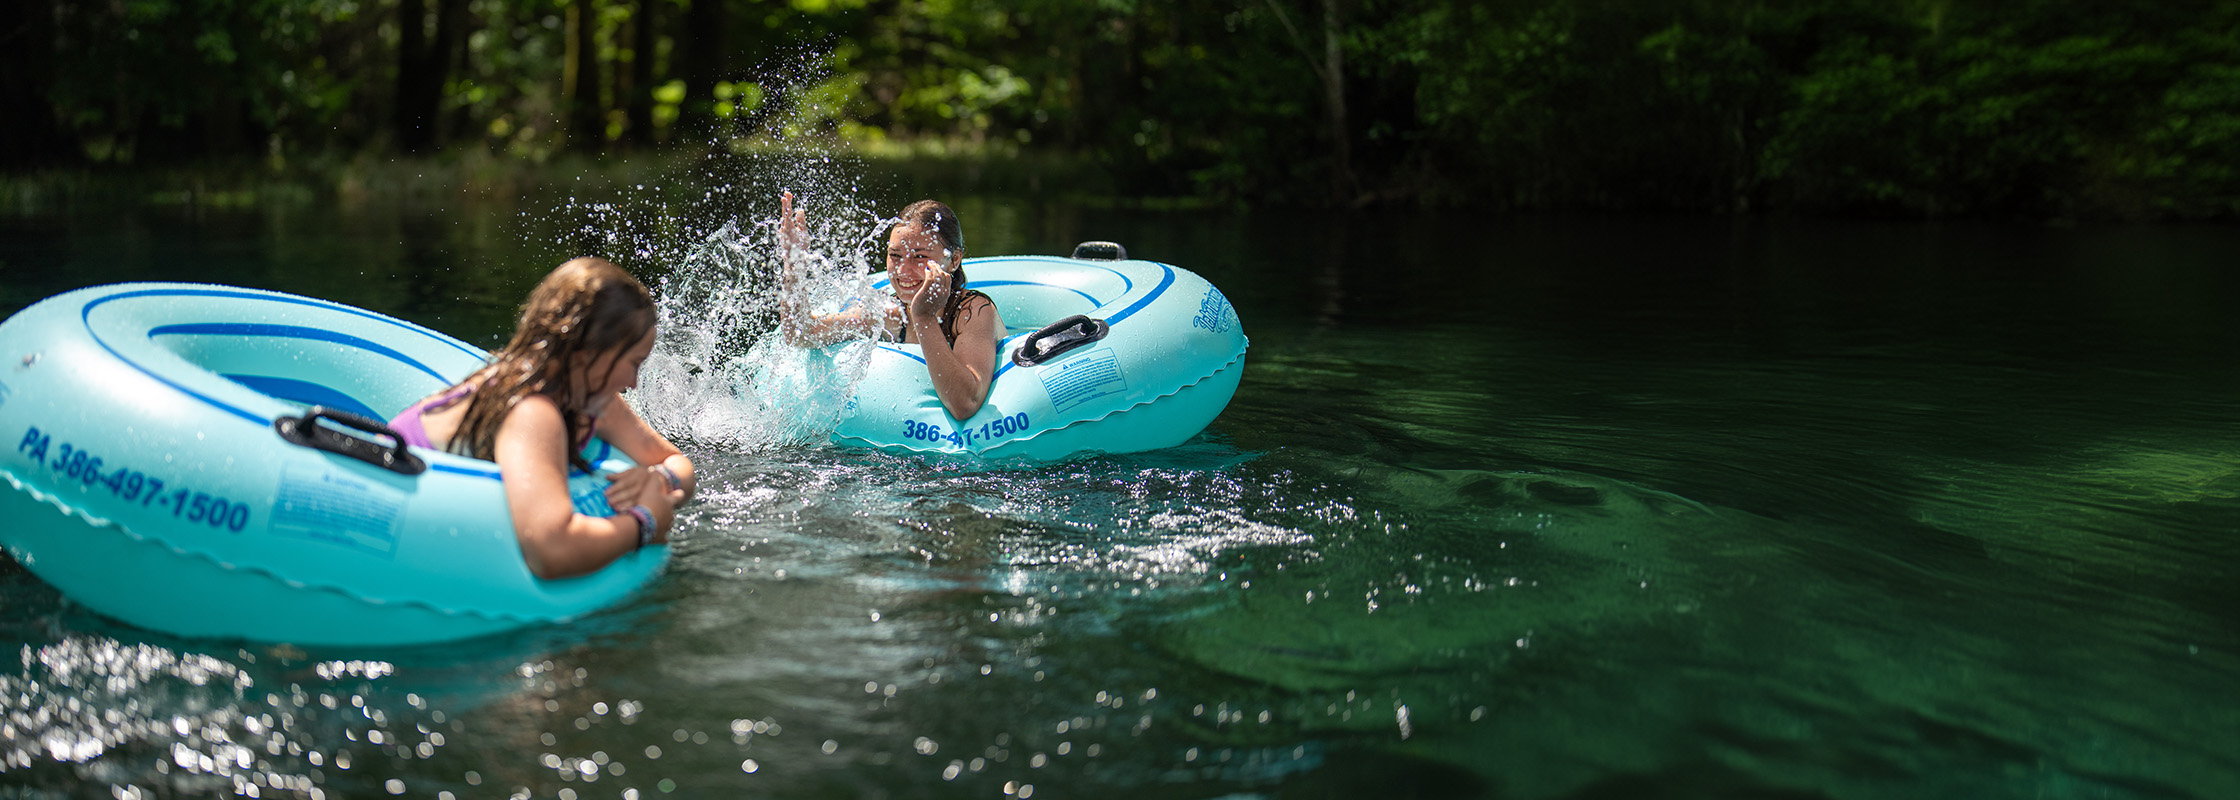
xmin=625 ymin=504 xmax=657 ymax=549
xmin=650 ymin=463 xmax=682 ymax=493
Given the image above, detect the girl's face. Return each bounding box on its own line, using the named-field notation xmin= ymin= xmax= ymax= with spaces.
xmin=574 ymin=325 xmax=658 ymax=412
xmin=885 ymin=223 xmax=954 ymax=297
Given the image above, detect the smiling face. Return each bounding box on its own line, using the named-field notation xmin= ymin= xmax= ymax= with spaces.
xmin=573 ymin=324 xmax=658 ymax=414
xmin=885 ymin=223 xmax=956 ymax=298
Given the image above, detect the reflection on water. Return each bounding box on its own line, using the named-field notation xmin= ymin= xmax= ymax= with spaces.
xmin=3 ymin=192 xmax=2237 ymax=798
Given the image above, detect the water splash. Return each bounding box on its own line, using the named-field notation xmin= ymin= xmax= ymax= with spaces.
xmin=539 ymin=50 xmax=910 ymax=452
xmin=631 ymin=200 xmax=898 ymax=450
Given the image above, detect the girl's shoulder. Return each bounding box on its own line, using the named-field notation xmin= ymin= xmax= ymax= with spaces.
xmin=504 ymin=392 xmax=567 ymax=430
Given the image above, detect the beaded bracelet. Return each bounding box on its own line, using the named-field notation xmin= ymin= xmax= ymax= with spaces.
xmin=650 ymin=463 xmax=682 ymax=493
xmin=625 ymin=505 xmax=657 ymax=549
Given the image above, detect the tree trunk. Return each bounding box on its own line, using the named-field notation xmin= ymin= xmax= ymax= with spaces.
xmin=395 ymin=0 xmax=464 ymax=153
xmin=0 ymin=0 xmax=72 ymax=166
xmin=567 ymin=0 xmax=606 ymax=152
xmin=624 ymin=0 xmax=658 ymax=146
xmin=442 ymin=0 xmax=476 ymax=146
xmin=434 ymin=0 xmax=468 ymax=142
xmin=396 ymin=0 xmax=429 ymax=150
xmin=1322 ymin=0 xmax=1354 ymax=202
xmin=678 ymin=0 xmax=726 ymax=138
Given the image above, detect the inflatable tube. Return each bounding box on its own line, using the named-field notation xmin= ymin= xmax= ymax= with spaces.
xmin=0 ymin=283 xmax=664 ymax=647
xmin=828 ymin=250 xmax=1247 ymax=459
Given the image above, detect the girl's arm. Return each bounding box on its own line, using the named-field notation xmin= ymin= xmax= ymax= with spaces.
xmin=495 ymin=395 xmax=672 ymax=580
xmin=781 ymin=300 xmax=891 ymax=348
xmin=913 ymin=293 xmax=1004 ymax=420
xmin=776 ymin=190 xmax=888 ymax=347
xmin=595 ymin=394 xmax=696 ymax=508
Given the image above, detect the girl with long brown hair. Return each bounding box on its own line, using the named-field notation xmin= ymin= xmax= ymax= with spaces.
xmin=776 ymin=192 xmax=1005 ymax=420
xmin=389 ymin=257 xmax=696 ymax=579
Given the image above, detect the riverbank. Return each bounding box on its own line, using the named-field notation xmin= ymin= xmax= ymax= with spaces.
xmin=0 ymin=144 xmax=1171 ymax=220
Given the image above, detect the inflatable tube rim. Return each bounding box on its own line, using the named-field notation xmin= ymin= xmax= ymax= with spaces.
xmin=1 ymin=466 xmax=600 ymax=625
xmin=829 ymin=348 xmax=1246 ymax=457
xmin=78 ymin=285 xmax=507 ymax=480
xmin=839 ymin=256 xmax=1244 ymax=457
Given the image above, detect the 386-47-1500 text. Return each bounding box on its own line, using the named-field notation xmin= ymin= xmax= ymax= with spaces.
xmin=17 ymin=425 xmax=252 ymax=532
xmin=901 ymin=412 xmax=1032 ymax=448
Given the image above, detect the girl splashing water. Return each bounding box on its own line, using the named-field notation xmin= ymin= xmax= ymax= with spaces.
xmin=390 ymin=257 xmax=696 ymax=579
xmin=776 ymin=192 xmax=1004 ymax=420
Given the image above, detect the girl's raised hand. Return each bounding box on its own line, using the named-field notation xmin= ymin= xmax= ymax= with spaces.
xmin=778 ymin=192 xmax=809 ymax=258
xmin=909 ymin=264 xmax=951 ymax=321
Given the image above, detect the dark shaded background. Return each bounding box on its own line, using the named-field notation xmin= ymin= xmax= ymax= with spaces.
xmin=5 ymin=0 xmax=2240 ymax=218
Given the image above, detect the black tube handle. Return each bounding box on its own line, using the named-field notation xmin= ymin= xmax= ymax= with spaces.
xmin=1011 ymin=314 xmax=1111 ymax=367
xmin=275 ymin=406 xmax=428 ymax=476
xmin=1071 ymin=241 xmax=1128 ymax=261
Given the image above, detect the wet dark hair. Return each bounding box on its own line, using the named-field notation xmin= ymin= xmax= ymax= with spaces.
xmin=891 ymin=199 xmax=981 ymax=344
xmin=896 ymin=199 xmax=964 ymax=257
xmin=452 ymin=257 xmax=655 ymax=472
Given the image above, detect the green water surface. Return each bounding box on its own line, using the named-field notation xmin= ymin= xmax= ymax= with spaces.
xmin=1 ymin=193 xmax=2235 ymax=799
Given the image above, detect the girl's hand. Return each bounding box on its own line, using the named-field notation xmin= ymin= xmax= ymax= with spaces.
xmin=605 ymin=467 xmax=685 ymax=541
xmin=779 ymin=191 xmax=808 ymax=255
xmin=603 ymin=466 xmax=656 ymax=509
xmin=778 ymin=191 xmax=812 ymax=295
xmin=777 ymin=192 xmax=811 ymax=335
xmin=908 ymin=264 xmax=951 ymax=322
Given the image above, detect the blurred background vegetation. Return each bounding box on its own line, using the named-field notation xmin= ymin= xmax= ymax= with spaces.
xmin=4 ymin=0 xmax=2238 ymax=219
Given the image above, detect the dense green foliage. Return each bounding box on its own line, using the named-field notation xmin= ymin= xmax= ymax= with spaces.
xmin=6 ymin=0 xmax=2239 ymax=218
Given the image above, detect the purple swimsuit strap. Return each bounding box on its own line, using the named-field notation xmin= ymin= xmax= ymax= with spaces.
xmin=391 ymin=385 xmax=598 ymax=455
xmin=388 ymin=384 xmax=475 ymax=450
xmin=577 ymin=413 xmax=599 ymax=452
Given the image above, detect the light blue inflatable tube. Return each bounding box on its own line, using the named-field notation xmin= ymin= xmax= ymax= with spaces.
xmin=0 ymin=283 xmax=664 ymax=647
xmin=829 ymin=255 xmax=1247 ymax=459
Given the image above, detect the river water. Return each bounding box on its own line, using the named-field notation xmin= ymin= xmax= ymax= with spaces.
xmin=1 ymin=186 xmax=2235 ymax=799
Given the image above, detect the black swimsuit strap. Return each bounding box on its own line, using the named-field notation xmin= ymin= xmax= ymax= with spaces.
xmin=898 ymin=290 xmax=992 ymax=347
